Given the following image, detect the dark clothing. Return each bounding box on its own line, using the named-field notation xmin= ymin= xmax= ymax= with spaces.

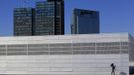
xmin=111 ymin=63 xmax=116 ymax=75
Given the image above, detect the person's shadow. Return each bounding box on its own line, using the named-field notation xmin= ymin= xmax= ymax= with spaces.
xmin=120 ymin=72 xmax=127 ymax=75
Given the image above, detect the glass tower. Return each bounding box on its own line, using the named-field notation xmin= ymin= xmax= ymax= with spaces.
xmin=71 ymin=8 xmax=100 ymax=34
xmin=14 ymin=0 xmax=64 ymax=36
xmin=34 ymin=0 xmax=64 ymax=35
xmin=14 ymin=8 xmax=35 ymax=36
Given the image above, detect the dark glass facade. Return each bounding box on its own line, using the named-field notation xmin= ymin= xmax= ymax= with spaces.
xmin=14 ymin=0 xmax=64 ymax=36
xmin=71 ymin=9 xmax=100 ymax=34
xmin=34 ymin=0 xmax=64 ymax=35
xmin=14 ymin=8 xmax=35 ymax=36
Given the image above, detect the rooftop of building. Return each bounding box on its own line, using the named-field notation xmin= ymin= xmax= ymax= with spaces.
xmin=73 ymin=8 xmax=99 ymax=13
xmin=0 ymin=32 xmax=131 ymax=38
xmin=0 ymin=33 xmax=133 ymax=45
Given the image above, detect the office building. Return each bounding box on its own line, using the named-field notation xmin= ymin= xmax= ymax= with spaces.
xmin=14 ymin=8 xmax=35 ymax=36
xmin=0 ymin=33 xmax=133 ymax=75
xmin=34 ymin=0 xmax=64 ymax=35
xmin=14 ymin=0 xmax=64 ymax=36
xmin=71 ymin=8 xmax=100 ymax=34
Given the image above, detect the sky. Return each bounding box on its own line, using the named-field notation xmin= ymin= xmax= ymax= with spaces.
xmin=0 ymin=0 xmax=134 ymax=36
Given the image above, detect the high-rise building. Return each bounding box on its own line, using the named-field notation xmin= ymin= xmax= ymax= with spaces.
xmin=14 ymin=8 xmax=35 ymax=36
xmin=34 ymin=0 xmax=64 ymax=35
xmin=71 ymin=8 xmax=100 ymax=34
xmin=14 ymin=0 xmax=64 ymax=36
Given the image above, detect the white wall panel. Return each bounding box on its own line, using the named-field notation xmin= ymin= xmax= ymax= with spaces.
xmin=0 ymin=33 xmax=131 ymax=75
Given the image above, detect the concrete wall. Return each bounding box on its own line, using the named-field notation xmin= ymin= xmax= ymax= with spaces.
xmin=0 ymin=54 xmax=129 ymax=75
